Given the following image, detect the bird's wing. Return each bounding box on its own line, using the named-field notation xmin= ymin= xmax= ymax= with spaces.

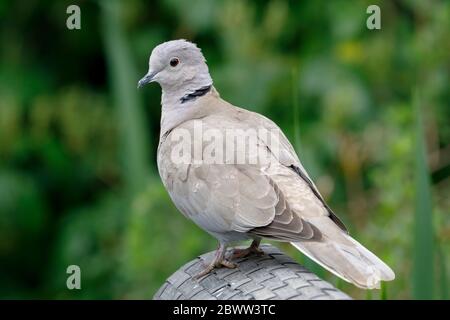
xmin=232 ymin=107 xmax=348 ymax=233
xmin=229 ymin=107 xmax=394 ymax=289
xmin=157 ymin=113 xmax=321 ymax=240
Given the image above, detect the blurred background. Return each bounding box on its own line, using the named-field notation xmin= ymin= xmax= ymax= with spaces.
xmin=0 ymin=0 xmax=449 ymax=299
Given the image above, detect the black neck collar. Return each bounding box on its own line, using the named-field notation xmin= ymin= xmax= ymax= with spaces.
xmin=180 ymin=85 xmax=212 ymax=104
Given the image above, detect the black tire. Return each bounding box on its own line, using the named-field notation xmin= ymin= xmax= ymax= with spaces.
xmin=154 ymin=244 xmax=351 ymax=300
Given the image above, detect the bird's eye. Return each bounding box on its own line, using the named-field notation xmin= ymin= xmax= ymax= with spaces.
xmin=170 ymin=58 xmax=180 ymax=67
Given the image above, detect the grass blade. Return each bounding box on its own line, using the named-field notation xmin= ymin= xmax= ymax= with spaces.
xmin=101 ymin=0 xmax=150 ymax=193
xmin=412 ymin=89 xmax=434 ymax=299
xmin=291 ymin=68 xmax=301 ymax=152
xmin=436 ymin=238 xmax=448 ymax=299
xmin=380 ymin=282 xmax=388 ymax=300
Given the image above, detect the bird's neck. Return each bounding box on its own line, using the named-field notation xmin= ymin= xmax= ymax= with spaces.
xmin=159 ymin=86 xmax=221 ymax=139
xmin=161 ymin=71 xmax=213 ymax=105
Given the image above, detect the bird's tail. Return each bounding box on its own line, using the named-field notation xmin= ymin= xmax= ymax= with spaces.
xmin=291 ymin=234 xmax=395 ymax=289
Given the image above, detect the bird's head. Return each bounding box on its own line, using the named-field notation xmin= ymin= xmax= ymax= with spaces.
xmin=138 ymin=39 xmax=212 ymax=94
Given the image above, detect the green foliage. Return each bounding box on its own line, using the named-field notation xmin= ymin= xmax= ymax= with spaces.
xmin=0 ymin=0 xmax=449 ymax=299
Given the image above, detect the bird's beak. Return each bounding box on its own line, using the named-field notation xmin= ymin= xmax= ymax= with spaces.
xmin=137 ymin=71 xmax=158 ymax=88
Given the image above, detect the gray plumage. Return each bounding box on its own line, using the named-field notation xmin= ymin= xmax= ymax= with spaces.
xmin=139 ymin=39 xmax=395 ymax=289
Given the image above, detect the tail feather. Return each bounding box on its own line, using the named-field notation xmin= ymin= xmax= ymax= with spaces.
xmin=291 ymin=235 xmax=395 ymax=289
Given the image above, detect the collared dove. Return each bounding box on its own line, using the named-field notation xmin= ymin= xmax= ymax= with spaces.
xmin=138 ymin=39 xmax=395 ymax=289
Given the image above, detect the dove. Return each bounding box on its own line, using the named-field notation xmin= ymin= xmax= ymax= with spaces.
xmin=138 ymin=39 xmax=395 ymax=289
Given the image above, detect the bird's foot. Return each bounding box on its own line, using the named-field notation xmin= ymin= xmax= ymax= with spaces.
xmin=195 ymin=258 xmax=236 ymax=279
xmin=230 ymin=240 xmax=264 ymax=260
xmin=194 ymin=243 xmax=236 ymax=280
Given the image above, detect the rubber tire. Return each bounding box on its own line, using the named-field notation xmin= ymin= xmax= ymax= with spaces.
xmin=154 ymin=244 xmax=351 ymax=300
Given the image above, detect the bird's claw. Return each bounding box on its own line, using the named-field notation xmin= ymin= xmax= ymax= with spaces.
xmin=194 ymin=258 xmax=237 ymax=280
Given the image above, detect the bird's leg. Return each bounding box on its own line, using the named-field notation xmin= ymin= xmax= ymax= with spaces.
xmin=231 ymin=239 xmax=264 ymax=259
xmin=194 ymin=242 xmax=237 ymax=279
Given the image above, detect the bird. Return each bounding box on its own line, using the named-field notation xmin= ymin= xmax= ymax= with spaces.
xmin=138 ymin=39 xmax=395 ymax=289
